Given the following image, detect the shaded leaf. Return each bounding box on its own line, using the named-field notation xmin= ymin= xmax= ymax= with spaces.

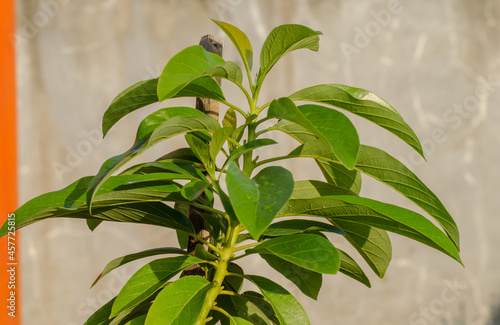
xmin=332 ymin=220 xmax=391 ymax=278
xmin=261 ymin=253 xmax=322 ymax=300
xmin=246 ymin=275 xmax=310 ymax=325
xmin=338 ymin=249 xmax=371 ymax=287
xmin=181 ymin=181 xmax=209 ymax=201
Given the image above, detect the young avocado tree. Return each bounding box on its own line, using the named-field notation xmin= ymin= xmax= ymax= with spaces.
xmin=0 ymin=20 xmax=462 ymax=324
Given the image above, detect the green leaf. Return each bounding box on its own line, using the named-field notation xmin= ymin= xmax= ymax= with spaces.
xmin=264 ymin=218 xmax=344 ymax=237
xmin=123 ymin=315 xmax=147 ymax=325
xmin=181 ymin=181 xmax=209 ymax=201
xmin=145 ymin=276 xmax=212 ymax=325
xmin=84 ymin=297 xmax=116 ymax=325
xmin=136 ymin=106 xmax=205 ymax=140
xmin=210 ymin=126 xmax=234 ymax=161
xmin=259 ymin=24 xmax=321 ymax=84
xmin=226 ymin=164 xmax=294 ymax=239
xmin=270 ymin=119 xmax=362 ymax=193
xmin=246 ymin=275 xmax=310 ymax=325
xmin=194 ymin=244 xmax=218 ymax=261
xmin=185 ymin=134 xmax=211 ymax=168
xmin=229 ymin=317 xmax=254 ymax=325
xmin=249 ymin=233 xmax=339 ymax=274
xmin=241 ymin=292 xmax=279 ymax=324
xmin=120 ymin=160 xmax=206 ymax=182
xmin=268 ymin=98 xmax=359 ymax=169
xmin=0 ymin=177 xmax=192 ymax=237
xmin=102 ymin=78 xmax=158 ymax=137
xmin=291 ymin=180 xmax=357 ymax=199
xmin=281 ymin=196 xmax=461 ymax=264
xmin=92 ymin=247 xmax=188 ymax=287
xmin=225 ymin=263 xmax=245 ymax=293
xmin=214 ymin=294 xmax=271 ymax=325
xmin=86 ymin=114 xmax=220 ymax=212
xmin=222 ymin=139 xmax=277 ymax=170
xmin=223 ymin=107 xmax=237 ymax=129
xmin=289 ymin=84 xmax=424 ymax=157
xmin=260 ymin=253 xmax=322 ymax=300
xmin=338 ymin=249 xmax=371 ymax=287
xmin=212 ymin=20 xmax=253 ymax=71
xmin=157 ymin=45 xmax=242 ymax=101
xmin=111 ymin=256 xmax=202 ymax=317
xmin=286 ymin=141 xmax=460 ymax=250
xmin=332 ymin=221 xmax=391 ymax=278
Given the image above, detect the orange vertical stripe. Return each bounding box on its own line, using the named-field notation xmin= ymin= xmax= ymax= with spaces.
xmin=0 ymin=0 xmax=20 ymax=324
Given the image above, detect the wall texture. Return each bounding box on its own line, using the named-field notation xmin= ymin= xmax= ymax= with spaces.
xmin=15 ymin=0 xmax=500 ymax=324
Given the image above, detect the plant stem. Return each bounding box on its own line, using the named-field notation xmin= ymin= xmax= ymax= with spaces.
xmin=195 ymin=224 xmax=242 ymax=325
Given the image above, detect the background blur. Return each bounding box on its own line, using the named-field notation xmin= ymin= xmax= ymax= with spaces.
xmin=15 ymin=0 xmax=500 ymax=324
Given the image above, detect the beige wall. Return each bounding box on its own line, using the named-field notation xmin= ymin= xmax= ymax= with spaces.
xmin=16 ymin=0 xmax=500 ymax=324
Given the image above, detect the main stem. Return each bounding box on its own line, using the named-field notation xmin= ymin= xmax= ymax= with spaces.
xmin=195 ymin=224 xmax=241 ymax=324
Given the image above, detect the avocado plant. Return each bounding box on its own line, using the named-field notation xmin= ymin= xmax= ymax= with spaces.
xmin=0 ymin=20 xmax=462 ymax=325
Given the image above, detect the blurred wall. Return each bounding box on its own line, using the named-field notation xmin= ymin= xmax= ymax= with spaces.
xmin=15 ymin=0 xmax=500 ymax=324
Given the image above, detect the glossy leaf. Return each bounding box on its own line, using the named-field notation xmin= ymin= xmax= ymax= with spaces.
xmin=270 ymin=119 xmax=362 ymax=193
xmin=92 ymin=247 xmax=188 ymax=287
xmin=259 ymin=24 xmax=321 ymax=83
xmin=145 ymin=276 xmax=212 ymax=325
xmin=281 ymin=196 xmax=461 ymax=263
xmin=249 ymin=233 xmax=339 ymax=274
xmin=260 ymin=253 xmax=323 ymax=300
xmin=338 ymin=249 xmax=371 ymax=287
xmin=102 ymin=78 xmax=158 ymax=137
xmin=212 ymin=20 xmax=253 ymax=71
xmin=157 ymin=45 xmax=243 ymax=101
xmin=268 ymin=98 xmax=359 ymax=169
xmin=286 ymin=140 xmax=460 ymax=250
xmin=264 ymin=218 xmax=343 ymax=237
xmin=289 ymin=84 xmax=424 ymax=157
xmin=226 ymin=164 xmax=294 ymax=239
xmin=111 ymin=256 xmax=202 ymax=317
xmin=86 ymin=114 xmax=220 ymax=212
xmin=246 ymin=275 xmax=310 ymax=325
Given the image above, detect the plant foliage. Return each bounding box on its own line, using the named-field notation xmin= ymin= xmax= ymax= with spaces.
xmin=1 ymin=20 xmax=462 ymax=324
